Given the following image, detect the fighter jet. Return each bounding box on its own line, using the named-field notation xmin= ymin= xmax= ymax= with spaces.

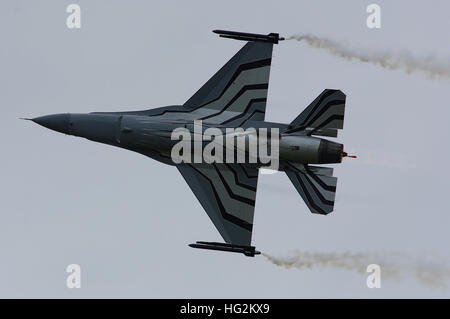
xmin=27 ymin=30 xmax=354 ymax=257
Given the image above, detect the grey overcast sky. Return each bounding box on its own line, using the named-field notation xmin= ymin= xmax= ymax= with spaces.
xmin=1 ymin=0 xmax=450 ymax=298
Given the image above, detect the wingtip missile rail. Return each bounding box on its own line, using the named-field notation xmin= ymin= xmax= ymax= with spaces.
xmin=189 ymin=241 xmax=261 ymax=257
xmin=213 ymin=29 xmax=285 ymax=44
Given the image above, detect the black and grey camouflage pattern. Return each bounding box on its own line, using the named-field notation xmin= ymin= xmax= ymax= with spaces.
xmin=177 ymin=163 xmax=258 ymax=246
xmin=284 ymin=162 xmax=337 ymax=215
xmin=285 ymin=89 xmax=346 ymax=137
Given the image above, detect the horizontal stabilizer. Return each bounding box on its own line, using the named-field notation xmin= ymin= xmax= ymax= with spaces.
xmin=302 ymin=127 xmax=338 ymax=138
xmin=285 ymin=89 xmax=346 ymax=137
xmin=285 ymin=163 xmax=337 ymax=215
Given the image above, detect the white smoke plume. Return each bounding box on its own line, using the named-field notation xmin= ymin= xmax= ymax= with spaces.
xmin=263 ymin=251 xmax=450 ymax=288
xmin=287 ymin=34 xmax=450 ymax=79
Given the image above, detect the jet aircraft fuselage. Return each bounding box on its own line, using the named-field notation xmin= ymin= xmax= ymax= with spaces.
xmin=32 ymin=112 xmax=345 ymax=168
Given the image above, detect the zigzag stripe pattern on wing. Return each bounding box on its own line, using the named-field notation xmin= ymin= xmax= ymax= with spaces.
xmin=177 ymin=163 xmax=259 ymax=245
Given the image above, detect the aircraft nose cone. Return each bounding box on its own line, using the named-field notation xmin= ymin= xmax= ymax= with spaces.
xmin=32 ymin=113 xmax=70 ymax=134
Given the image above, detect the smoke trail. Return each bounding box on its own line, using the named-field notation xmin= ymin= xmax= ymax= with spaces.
xmin=288 ymin=34 xmax=450 ymax=79
xmin=263 ymin=251 xmax=450 ymax=288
